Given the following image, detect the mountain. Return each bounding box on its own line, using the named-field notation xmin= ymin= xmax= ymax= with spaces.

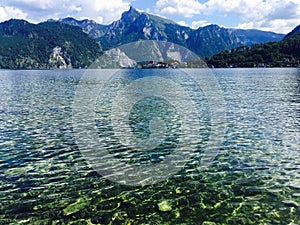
xmin=61 ymin=7 xmax=284 ymax=57
xmin=0 ymin=7 xmax=288 ymax=69
xmin=186 ymin=24 xmax=241 ymax=57
xmin=0 ymin=19 xmax=102 ymax=69
xmin=285 ymin=25 xmax=300 ymax=39
xmin=207 ymin=29 xmax=300 ymax=68
xmin=59 ymin=17 xmax=107 ymax=39
xmin=228 ymin=29 xmax=285 ymax=45
xmin=63 ymin=7 xmax=191 ymax=49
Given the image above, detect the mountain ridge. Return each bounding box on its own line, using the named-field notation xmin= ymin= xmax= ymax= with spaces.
xmin=1 ymin=7 xmax=298 ymax=69
xmin=61 ymin=7 xmax=285 ymax=57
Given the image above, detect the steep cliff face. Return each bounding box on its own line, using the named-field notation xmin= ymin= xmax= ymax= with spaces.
xmin=97 ymin=7 xmax=169 ymax=48
xmin=49 ymin=46 xmax=72 ymax=69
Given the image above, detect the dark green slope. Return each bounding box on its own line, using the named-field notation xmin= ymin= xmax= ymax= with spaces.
xmin=186 ymin=25 xmax=241 ymax=57
xmin=228 ymin=29 xmax=284 ymax=45
xmin=207 ymin=32 xmax=300 ymax=68
xmin=0 ymin=19 xmax=102 ymax=69
xmin=285 ymin=25 xmax=300 ymax=39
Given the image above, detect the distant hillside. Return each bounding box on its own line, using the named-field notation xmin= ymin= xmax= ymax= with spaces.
xmin=285 ymin=25 xmax=300 ymax=39
xmin=228 ymin=29 xmax=285 ymax=45
xmin=62 ymin=7 xmax=284 ymax=57
xmin=186 ymin=24 xmax=241 ymax=57
xmin=60 ymin=17 xmax=107 ymax=39
xmin=0 ymin=19 xmax=102 ymax=69
xmin=207 ymin=30 xmax=300 ymax=68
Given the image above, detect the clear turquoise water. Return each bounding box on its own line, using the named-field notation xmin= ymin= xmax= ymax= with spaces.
xmin=0 ymin=68 xmax=299 ymax=224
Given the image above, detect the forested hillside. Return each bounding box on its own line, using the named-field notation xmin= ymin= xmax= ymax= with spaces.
xmin=0 ymin=20 xmax=102 ymax=69
xmin=207 ymin=31 xmax=300 ymax=68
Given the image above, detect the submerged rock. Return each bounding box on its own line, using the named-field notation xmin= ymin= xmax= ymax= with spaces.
xmin=282 ymin=200 xmax=299 ymax=208
xmin=5 ymin=166 xmax=34 ymax=175
xmin=112 ymin=211 xmax=128 ymax=221
xmin=292 ymin=193 xmax=300 ymax=197
xmin=202 ymin=222 xmax=216 ymax=225
xmin=63 ymin=198 xmax=91 ymax=216
xmin=157 ymin=200 xmax=172 ymax=212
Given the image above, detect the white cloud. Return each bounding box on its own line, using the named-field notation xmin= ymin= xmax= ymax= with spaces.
xmin=0 ymin=6 xmax=28 ymax=22
xmin=154 ymin=0 xmax=300 ymax=32
xmin=0 ymin=0 xmax=132 ymax=24
xmin=177 ymin=20 xmax=188 ymax=26
xmin=155 ymin=0 xmax=204 ymax=18
xmin=237 ymin=18 xmax=300 ymax=33
xmin=92 ymin=0 xmax=130 ymax=23
xmin=203 ymin=0 xmax=299 ymax=19
xmin=191 ymin=20 xmax=211 ymax=29
xmin=0 ymin=0 xmax=299 ymax=33
xmin=202 ymin=0 xmax=300 ymax=32
xmin=69 ymin=5 xmax=82 ymax=13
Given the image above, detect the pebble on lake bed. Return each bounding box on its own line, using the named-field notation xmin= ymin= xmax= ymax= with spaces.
xmin=202 ymin=222 xmax=217 ymax=225
xmin=282 ymin=200 xmax=299 ymax=208
xmin=158 ymin=200 xmax=172 ymax=212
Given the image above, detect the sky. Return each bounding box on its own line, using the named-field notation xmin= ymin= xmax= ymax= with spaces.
xmin=0 ymin=0 xmax=299 ymax=34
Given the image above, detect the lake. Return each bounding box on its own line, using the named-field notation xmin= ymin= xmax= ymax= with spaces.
xmin=0 ymin=68 xmax=299 ymax=224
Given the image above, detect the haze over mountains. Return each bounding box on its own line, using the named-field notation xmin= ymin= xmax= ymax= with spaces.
xmin=0 ymin=6 xmax=298 ymax=69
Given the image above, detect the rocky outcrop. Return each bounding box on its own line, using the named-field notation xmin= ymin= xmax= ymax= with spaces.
xmin=49 ymin=47 xmax=72 ymax=69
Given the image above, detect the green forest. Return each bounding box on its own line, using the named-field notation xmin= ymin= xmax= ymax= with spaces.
xmin=0 ymin=20 xmax=102 ymax=69
xmin=206 ymin=33 xmax=300 ymax=68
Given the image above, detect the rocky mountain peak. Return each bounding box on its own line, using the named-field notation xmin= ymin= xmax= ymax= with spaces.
xmin=121 ymin=6 xmax=141 ymax=23
xmin=58 ymin=7 xmax=285 ymax=57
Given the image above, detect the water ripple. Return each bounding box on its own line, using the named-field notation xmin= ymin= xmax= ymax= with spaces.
xmin=0 ymin=69 xmax=299 ymax=224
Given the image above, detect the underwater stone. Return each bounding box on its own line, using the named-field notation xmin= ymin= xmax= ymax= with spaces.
xmin=175 ymin=187 xmax=182 ymax=194
xmin=63 ymin=198 xmax=90 ymax=216
xmin=5 ymin=166 xmax=34 ymax=175
xmin=112 ymin=211 xmax=128 ymax=221
xmin=282 ymin=200 xmax=299 ymax=208
xmin=292 ymin=193 xmax=300 ymax=197
xmin=157 ymin=200 xmax=172 ymax=212
xmin=202 ymin=222 xmax=216 ymax=225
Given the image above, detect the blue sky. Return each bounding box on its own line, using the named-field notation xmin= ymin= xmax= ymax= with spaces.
xmin=0 ymin=0 xmax=299 ymax=33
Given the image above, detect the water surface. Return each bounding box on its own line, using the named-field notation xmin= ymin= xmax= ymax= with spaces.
xmin=0 ymin=68 xmax=299 ymax=224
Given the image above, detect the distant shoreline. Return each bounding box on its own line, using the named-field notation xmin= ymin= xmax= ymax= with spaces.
xmin=1 ymin=67 xmax=299 ymax=71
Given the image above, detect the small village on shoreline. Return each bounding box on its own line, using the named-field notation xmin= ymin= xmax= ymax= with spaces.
xmin=137 ymin=60 xmax=182 ymax=69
